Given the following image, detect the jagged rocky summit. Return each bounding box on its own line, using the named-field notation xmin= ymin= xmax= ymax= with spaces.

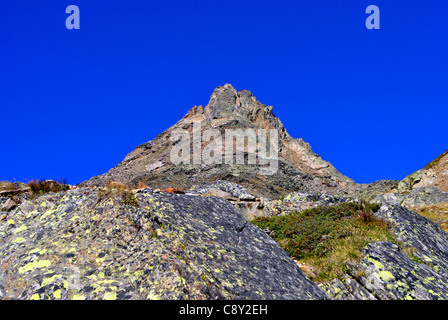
xmin=80 ymin=84 xmax=357 ymax=199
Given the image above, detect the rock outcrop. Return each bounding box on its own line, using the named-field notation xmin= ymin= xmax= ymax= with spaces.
xmin=321 ymin=201 xmax=448 ymax=300
xmin=0 ymin=188 xmax=326 ymax=300
xmin=397 ymin=150 xmax=448 ymax=193
xmin=80 ymin=84 xmax=355 ymax=199
xmin=375 ymin=187 xmax=448 ymax=207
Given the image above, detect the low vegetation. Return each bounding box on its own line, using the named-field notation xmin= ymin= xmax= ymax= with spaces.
xmin=252 ymin=201 xmax=397 ymax=283
xmin=410 ymin=202 xmax=448 ymax=233
xmin=97 ymin=180 xmax=138 ymax=206
xmin=27 ymin=179 xmax=69 ymax=199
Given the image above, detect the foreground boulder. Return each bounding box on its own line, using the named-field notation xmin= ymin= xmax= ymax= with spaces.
xmin=0 ymin=188 xmax=326 ymax=300
xmin=321 ymin=202 xmax=448 ymax=300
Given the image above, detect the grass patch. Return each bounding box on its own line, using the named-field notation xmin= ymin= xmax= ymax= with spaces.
xmin=27 ymin=179 xmax=69 ymax=199
xmin=410 ymin=202 xmax=448 ymax=233
xmin=252 ymin=201 xmax=397 ymax=283
xmin=97 ymin=180 xmax=138 ymax=206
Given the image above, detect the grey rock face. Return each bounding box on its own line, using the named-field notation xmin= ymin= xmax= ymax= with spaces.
xmin=376 ymin=204 xmax=448 ymax=276
xmin=402 ymin=187 xmax=448 ymax=207
xmin=375 ymin=187 xmax=448 ymax=207
xmin=0 ymin=188 xmax=327 ymax=300
xmin=189 ymin=180 xmax=255 ymax=199
xmin=257 ymin=192 xmax=356 ymax=218
xmin=324 ymin=203 xmax=448 ymax=300
xmin=346 ymin=241 xmax=448 ymax=300
xmin=319 ymin=275 xmax=376 ymax=300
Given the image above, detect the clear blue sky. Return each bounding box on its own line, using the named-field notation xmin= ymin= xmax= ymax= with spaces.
xmin=1 ymin=0 xmax=447 ymax=184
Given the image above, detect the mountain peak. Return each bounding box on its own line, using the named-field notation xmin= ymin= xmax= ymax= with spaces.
xmin=81 ymin=84 xmax=354 ymax=198
xmin=206 ymin=84 xmax=241 ymax=119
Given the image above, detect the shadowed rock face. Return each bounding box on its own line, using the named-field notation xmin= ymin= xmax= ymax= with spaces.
xmin=0 ymin=188 xmax=326 ymax=300
xmin=79 ymin=84 xmax=355 ymax=199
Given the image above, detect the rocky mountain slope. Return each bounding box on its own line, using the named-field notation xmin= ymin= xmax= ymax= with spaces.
xmin=373 ymin=150 xmax=448 ymax=210
xmin=397 ymin=150 xmax=448 ymax=193
xmin=80 ymin=84 xmax=357 ymax=199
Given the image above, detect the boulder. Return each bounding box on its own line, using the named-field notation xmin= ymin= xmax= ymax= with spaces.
xmin=324 ymin=203 xmax=448 ymax=299
xmin=375 ymin=187 xmax=448 ymax=207
xmin=1 ymin=198 xmax=17 ymax=212
xmin=0 ymin=188 xmax=326 ymax=300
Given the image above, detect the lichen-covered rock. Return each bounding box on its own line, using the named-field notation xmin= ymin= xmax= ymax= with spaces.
xmin=324 ymin=202 xmax=448 ymax=300
xmin=0 ymin=188 xmax=326 ymax=300
xmin=283 ymin=192 xmax=354 ymax=208
xmin=260 ymin=192 xmax=356 ymax=218
xmin=375 ymin=204 xmax=448 ymax=278
xmin=189 ymin=180 xmax=254 ymax=199
xmin=346 ymin=242 xmax=448 ymax=300
xmin=375 ymin=187 xmax=448 ymax=207
xmin=319 ymin=275 xmax=376 ymax=300
xmin=401 ymin=187 xmax=448 ymax=207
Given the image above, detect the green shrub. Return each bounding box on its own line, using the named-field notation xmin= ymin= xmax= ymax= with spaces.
xmin=252 ymin=201 xmax=396 ymax=283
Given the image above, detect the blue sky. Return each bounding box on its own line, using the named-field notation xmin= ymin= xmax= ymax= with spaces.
xmin=1 ymin=0 xmax=447 ymax=184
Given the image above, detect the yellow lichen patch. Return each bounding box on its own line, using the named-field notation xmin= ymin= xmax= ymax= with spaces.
xmin=12 ymin=237 xmax=27 ymax=244
xmin=104 ymin=291 xmax=117 ymax=300
xmin=41 ymin=274 xmax=64 ymax=286
xmin=40 ymin=207 xmax=58 ymax=221
xmin=30 ymin=293 xmax=40 ymax=300
xmin=72 ymin=294 xmax=85 ymax=300
xmin=18 ymin=259 xmax=51 ymax=274
xmin=14 ymin=225 xmax=27 ymax=234
xmin=379 ymin=270 xmax=395 ymax=282
xmin=367 ymin=257 xmax=395 ymax=282
xmin=53 ymin=289 xmax=62 ymax=299
xmin=147 ymin=292 xmax=161 ymax=300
